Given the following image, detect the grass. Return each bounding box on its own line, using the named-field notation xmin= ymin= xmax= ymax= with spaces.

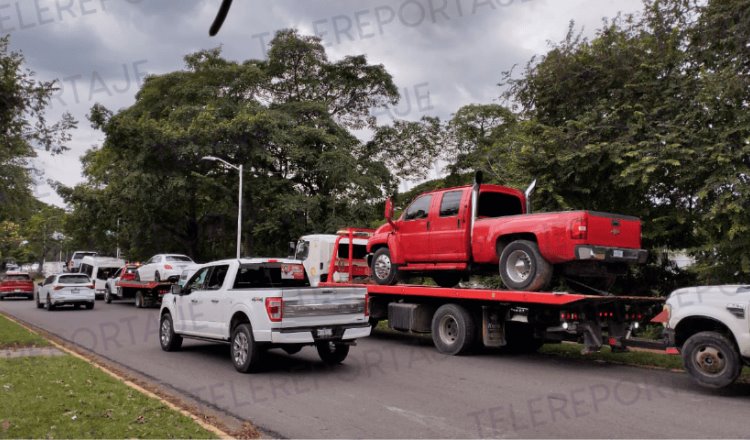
xmin=0 ymin=315 xmax=217 ymax=439
xmin=0 ymin=315 xmax=49 ymax=349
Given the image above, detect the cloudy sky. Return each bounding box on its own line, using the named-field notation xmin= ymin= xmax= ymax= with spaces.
xmin=4 ymin=0 xmax=645 ymax=207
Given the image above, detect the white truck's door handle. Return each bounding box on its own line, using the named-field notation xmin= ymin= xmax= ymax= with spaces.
xmin=191 ymin=299 xmax=198 ymax=303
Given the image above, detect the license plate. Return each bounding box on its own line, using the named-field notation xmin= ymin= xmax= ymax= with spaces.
xmin=613 ymin=250 xmax=624 ymax=258
xmin=71 ymin=289 xmax=80 ymax=294
xmin=316 ymin=328 xmax=333 ymax=338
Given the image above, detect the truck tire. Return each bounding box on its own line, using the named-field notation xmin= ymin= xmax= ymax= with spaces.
xmin=231 ymin=323 xmax=262 ymax=373
xmin=371 ymin=248 xmax=399 ymax=285
xmin=104 ymin=287 xmax=112 ymax=304
xmin=135 ymin=291 xmax=144 ymax=308
xmin=499 ymin=240 xmax=553 ymax=291
xmin=682 ymin=331 xmax=742 ymax=389
xmin=35 ymin=293 xmax=44 ymax=309
xmin=159 ymin=313 xmax=183 ymax=352
xmin=316 ymin=342 xmax=350 ymax=365
xmin=432 ymin=273 xmax=462 ymax=288
xmin=431 ymin=304 xmax=476 ymax=355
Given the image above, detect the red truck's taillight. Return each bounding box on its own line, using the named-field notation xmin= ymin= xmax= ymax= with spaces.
xmin=570 ymin=217 xmax=588 ymax=239
xmin=265 ymin=297 xmax=283 ymax=322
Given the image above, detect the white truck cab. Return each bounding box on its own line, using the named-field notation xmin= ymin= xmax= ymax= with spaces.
xmin=79 ymin=256 xmax=126 ymax=299
xmin=665 ymin=285 xmax=750 ymax=388
xmin=292 ymin=230 xmax=371 ymax=286
xmin=159 ymin=258 xmax=370 ymax=373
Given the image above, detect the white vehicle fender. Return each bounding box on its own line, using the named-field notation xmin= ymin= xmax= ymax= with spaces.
xmin=225 ymin=301 xmax=272 ymax=342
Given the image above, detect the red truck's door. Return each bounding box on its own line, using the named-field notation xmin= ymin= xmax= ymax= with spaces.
xmin=397 ymin=194 xmax=433 ymax=262
xmin=429 ymin=189 xmax=470 ymax=262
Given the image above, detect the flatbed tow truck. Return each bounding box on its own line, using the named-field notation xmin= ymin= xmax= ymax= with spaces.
xmin=109 ymin=279 xmax=173 ymax=308
xmin=320 ymin=229 xmax=666 ymax=355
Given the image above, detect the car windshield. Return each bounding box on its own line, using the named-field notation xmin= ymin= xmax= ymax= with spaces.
xmin=58 ymin=275 xmax=90 ymax=284
xmin=3 ymin=274 xmax=30 ymax=281
xmin=294 ymin=241 xmax=310 ymax=261
xmin=165 ymin=256 xmax=192 ymax=262
xmin=96 ymin=267 xmax=119 ymax=281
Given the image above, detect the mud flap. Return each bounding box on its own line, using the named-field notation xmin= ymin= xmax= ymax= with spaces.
xmin=580 ymin=321 xmax=603 ymax=354
xmin=482 ymin=306 xmax=506 ymax=347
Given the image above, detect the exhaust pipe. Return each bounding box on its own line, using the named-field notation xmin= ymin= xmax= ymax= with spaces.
xmin=470 ymin=171 xmax=483 ymax=248
xmin=524 ymin=179 xmax=537 ymax=214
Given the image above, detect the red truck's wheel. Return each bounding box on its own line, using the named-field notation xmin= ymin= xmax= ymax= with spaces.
xmin=371 ymin=248 xmax=399 ymax=285
xmin=432 ymin=273 xmax=462 ymax=288
xmin=499 ymin=240 xmax=552 ymax=291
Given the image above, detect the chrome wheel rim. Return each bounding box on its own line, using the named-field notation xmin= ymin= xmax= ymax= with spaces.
xmin=695 ymin=345 xmax=726 ymax=375
xmin=438 ymin=315 xmax=459 ymax=345
xmin=506 ymin=250 xmax=532 ymax=283
xmin=233 ymin=332 xmax=249 ymax=366
xmin=374 ymin=254 xmax=392 ymax=280
xmin=160 ymin=318 xmax=171 ymax=346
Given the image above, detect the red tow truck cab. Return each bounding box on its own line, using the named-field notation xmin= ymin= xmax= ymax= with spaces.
xmin=0 ymin=272 xmax=34 ymax=299
xmin=367 ymin=178 xmax=647 ymax=292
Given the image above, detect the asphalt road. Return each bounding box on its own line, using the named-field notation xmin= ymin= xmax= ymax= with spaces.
xmin=2 ymin=298 xmax=749 ymax=438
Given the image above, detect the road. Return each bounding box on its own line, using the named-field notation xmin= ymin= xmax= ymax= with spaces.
xmin=2 ymin=298 xmax=749 ymax=438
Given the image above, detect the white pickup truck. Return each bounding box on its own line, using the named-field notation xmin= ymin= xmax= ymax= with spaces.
xmin=665 ymin=285 xmax=750 ymax=388
xmin=158 ymin=258 xmax=371 ymax=373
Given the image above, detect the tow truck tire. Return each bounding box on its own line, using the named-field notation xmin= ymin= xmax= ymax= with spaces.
xmin=499 ymin=240 xmax=552 ymax=291
xmin=682 ymin=331 xmax=742 ymax=389
xmin=316 ymin=342 xmax=350 ymax=365
xmin=104 ymin=287 xmax=112 ymax=304
xmin=135 ymin=291 xmax=144 ymax=308
xmin=371 ymin=248 xmax=399 ymax=285
xmin=159 ymin=313 xmax=182 ymax=352
xmin=231 ymin=323 xmax=262 ymax=373
xmin=432 ymin=273 xmax=462 ymax=288
xmin=431 ymin=304 xmax=476 ymax=355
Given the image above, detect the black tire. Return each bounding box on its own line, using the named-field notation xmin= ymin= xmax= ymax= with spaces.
xmin=371 ymin=248 xmax=399 ymax=285
xmin=135 ymin=291 xmax=144 ymax=308
xmin=499 ymin=240 xmax=553 ymax=291
xmin=159 ymin=313 xmax=183 ymax=352
xmin=73 ymin=304 xmax=80 ymax=310
xmin=432 ymin=273 xmax=462 ymax=288
xmin=135 ymin=271 xmax=141 ymax=282
xmin=35 ymin=293 xmax=44 ymax=309
xmin=231 ymin=323 xmax=262 ymax=373
xmin=282 ymin=345 xmax=304 ymax=355
xmin=85 ymin=302 xmax=94 ymax=310
xmin=502 ymin=323 xmax=545 ymax=354
xmin=682 ymin=331 xmax=742 ymax=389
xmin=431 ymin=304 xmax=476 ymax=355
xmin=45 ymin=294 xmax=55 ymax=311
xmin=104 ymin=287 xmax=112 ymax=304
xmin=154 ymin=271 xmax=161 ymax=282
xmin=316 ymin=342 xmax=350 ymax=365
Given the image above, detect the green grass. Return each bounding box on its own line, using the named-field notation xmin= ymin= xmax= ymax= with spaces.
xmin=0 ymin=315 xmax=49 ymax=349
xmin=0 ymin=356 xmax=217 ymax=439
xmin=0 ymin=314 xmax=217 ymax=439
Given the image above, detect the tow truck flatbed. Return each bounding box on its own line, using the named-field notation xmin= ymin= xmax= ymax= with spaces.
xmin=110 ymin=280 xmax=173 ymax=308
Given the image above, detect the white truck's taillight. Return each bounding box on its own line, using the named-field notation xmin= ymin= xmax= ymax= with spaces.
xmin=265 ymin=297 xmax=283 ymax=322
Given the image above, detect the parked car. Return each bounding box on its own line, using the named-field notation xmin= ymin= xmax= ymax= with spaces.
xmin=67 ymin=251 xmax=97 ymax=272
xmin=104 ymin=264 xmax=139 ymax=302
xmin=0 ymin=272 xmax=34 ymax=300
xmin=79 ymin=256 xmax=126 ymax=299
xmin=137 ymin=254 xmax=195 ymax=282
xmin=35 ymin=273 xmax=95 ymax=310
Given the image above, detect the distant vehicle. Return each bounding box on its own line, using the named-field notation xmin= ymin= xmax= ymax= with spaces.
xmin=35 ymin=273 xmax=95 ymax=310
xmin=160 ymin=258 xmax=370 ymax=373
xmin=79 ymin=256 xmax=126 ymax=299
xmin=104 ymin=264 xmax=139 ymax=303
xmin=42 ymin=261 xmax=66 ymax=276
xmin=137 ymin=254 xmax=195 ymax=282
xmin=665 ymin=285 xmax=750 ymax=389
xmin=5 ymin=263 xmax=19 ymax=272
xmin=0 ymin=272 xmax=34 ymax=300
xmin=67 ymin=251 xmax=97 ymax=272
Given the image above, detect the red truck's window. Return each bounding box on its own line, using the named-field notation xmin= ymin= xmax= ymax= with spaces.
xmin=439 ymin=191 xmax=463 ymax=217
xmin=404 ymin=195 xmax=432 ymax=220
xmin=478 ymin=192 xmax=523 ymax=218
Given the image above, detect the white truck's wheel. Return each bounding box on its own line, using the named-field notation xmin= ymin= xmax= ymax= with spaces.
xmin=231 ymin=323 xmax=262 ymax=373
xmin=682 ymin=331 xmax=742 ymax=389
xmin=159 ymin=313 xmax=183 ymax=351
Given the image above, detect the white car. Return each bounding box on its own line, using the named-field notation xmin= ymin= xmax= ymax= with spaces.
xmin=67 ymin=251 xmax=97 ymax=272
xmin=137 ymin=254 xmax=195 ymax=282
xmin=36 ymin=273 xmax=95 ymax=310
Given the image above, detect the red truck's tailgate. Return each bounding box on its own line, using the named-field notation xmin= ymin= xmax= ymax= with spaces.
xmin=584 ymin=212 xmax=642 ymax=249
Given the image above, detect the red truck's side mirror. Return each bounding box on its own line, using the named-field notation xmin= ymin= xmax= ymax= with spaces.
xmin=385 ymin=198 xmax=396 ymax=228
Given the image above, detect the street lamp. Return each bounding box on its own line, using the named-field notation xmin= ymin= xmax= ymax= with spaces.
xmin=202 ymin=156 xmax=244 ymax=259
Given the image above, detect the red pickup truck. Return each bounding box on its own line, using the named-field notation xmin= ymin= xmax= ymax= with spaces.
xmin=367 ymin=177 xmax=647 ymax=292
xmin=0 ymin=272 xmax=35 ymax=300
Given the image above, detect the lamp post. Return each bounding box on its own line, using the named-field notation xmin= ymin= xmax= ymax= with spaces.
xmin=201 ymin=156 xmax=243 ymax=259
